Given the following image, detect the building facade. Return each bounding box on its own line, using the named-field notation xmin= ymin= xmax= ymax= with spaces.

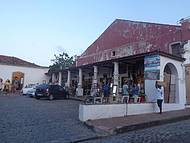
xmin=51 ymin=18 xmax=190 ymax=121
xmin=0 ymin=55 xmax=49 ymax=90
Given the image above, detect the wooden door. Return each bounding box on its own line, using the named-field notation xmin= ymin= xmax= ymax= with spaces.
xmin=185 ymin=66 xmax=190 ymax=104
xmin=164 ymin=73 xmax=171 ymax=103
xmin=12 ymin=71 xmax=24 ymax=90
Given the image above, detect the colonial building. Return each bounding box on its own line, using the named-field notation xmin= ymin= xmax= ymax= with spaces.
xmin=52 ymin=17 xmax=190 ymax=121
xmin=0 ymin=55 xmax=49 ymax=90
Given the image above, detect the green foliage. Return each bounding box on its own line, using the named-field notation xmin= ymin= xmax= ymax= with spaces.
xmin=49 ymin=52 xmax=75 ymax=71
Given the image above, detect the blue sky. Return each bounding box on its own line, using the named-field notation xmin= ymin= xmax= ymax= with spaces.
xmin=0 ymin=0 xmax=189 ymax=66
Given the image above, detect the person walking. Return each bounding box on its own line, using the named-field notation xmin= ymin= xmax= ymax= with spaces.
xmin=0 ymin=78 xmax=3 ymax=92
xmin=102 ymin=82 xmax=110 ymax=103
xmin=122 ymin=81 xmax=130 ymax=103
xmin=122 ymin=81 xmax=129 ymax=96
xmin=155 ymin=81 xmax=164 ymax=114
xmin=4 ymin=79 xmax=11 ymax=94
xmin=131 ymin=84 xmax=140 ymax=103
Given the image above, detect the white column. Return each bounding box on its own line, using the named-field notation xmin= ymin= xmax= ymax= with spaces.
xmin=78 ymin=68 xmax=82 ymax=88
xmin=58 ymin=72 xmax=62 ymax=86
xmin=93 ymin=66 xmax=98 ymax=87
xmin=52 ymin=73 xmax=56 ymax=83
xmin=113 ymin=62 xmax=119 ymax=86
xmin=77 ymin=68 xmax=83 ymax=96
xmin=67 ymin=70 xmax=71 ymax=88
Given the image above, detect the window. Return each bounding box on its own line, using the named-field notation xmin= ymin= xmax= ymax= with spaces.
xmin=170 ymin=43 xmax=182 ymax=57
xmin=112 ymin=51 xmax=116 ymax=56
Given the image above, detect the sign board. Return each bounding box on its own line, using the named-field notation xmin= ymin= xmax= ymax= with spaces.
xmin=144 ymin=55 xmax=160 ymax=80
xmin=144 ymin=55 xmax=160 ymax=68
xmin=144 ymin=69 xmax=160 ymax=80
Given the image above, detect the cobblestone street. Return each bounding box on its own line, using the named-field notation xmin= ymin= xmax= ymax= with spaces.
xmin=84 ymin=119 xmax=190 ymax=143
xmin=0 ymin=94 xmax=98 ymax=143
xmin=1 ymin=94 xmax=190 ymax=143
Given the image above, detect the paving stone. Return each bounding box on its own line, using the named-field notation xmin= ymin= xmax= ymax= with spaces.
xmin=1 ymin=94 xmax=190 ymax=143
xmin=0 ymin=94 xmax=98 ymax=143
xmin=83 ymin=119 xmax=190 ymax=143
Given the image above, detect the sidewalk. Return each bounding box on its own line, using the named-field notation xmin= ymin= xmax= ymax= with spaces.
xmin=69 ymin=96 xmax=86 ymax=101
xmin=85 ymin=108 xmax=190 ymax=135
xmin=0 ymin=91 xmax=21 ymax=96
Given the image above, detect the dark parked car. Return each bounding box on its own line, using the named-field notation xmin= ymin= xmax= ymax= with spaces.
xmin=35 ymin=84 xmax=69 ymax=100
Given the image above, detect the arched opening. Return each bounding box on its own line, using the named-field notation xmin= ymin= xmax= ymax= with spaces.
xmin=12 ymin=71 xmax=24 ymax=90
xmin=185 ymin=66 xmax=190 ymax=104
xmin=163 ymin=63 xmax=178 ymax=103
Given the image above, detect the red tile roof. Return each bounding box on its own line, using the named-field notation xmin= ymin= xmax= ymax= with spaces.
xmin=0 ymin=55 xmax=46 ymax=68
xmin=77 ymin=19 xmax=190 ymax=66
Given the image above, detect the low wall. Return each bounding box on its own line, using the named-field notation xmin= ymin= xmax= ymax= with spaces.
xmin=127 ymin=103 xmax=185 ymax=115
xmin=162 ymin=103 xmax=185 ymax=112
xmin=79 ymin=103 xmax=185 ymax=121
xmin=127 ymin=103 xmax=155 ymax=115
xmin=79 ymin=104 xmax=127 ymax=121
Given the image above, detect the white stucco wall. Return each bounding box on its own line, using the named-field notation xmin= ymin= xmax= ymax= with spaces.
xmin=145 ymin=56 xmax=186 ymax=105
xmin=144 ymin=55 xmax=160 ymax=102
xmin=127 ymin=103 xmax=156 ymax=115
xmin=160 ymin=56 xmax=186 ymax=107
xmin=79 ymin=103 xmax=186 ymax=121
xmin=127 ymin=103 xmax=185 ymax=115
xmin=79 ymin=104 xmax=127 ymax=121
xmin=79 ymin=55 xmax=188 ymax=122
xmin=145 ymin=80 xmax=157 ymax=102
xmin=0 ymin=64 xmax=49 ymax=86
xmin=183 ymin=40 xmax=190 ymax=65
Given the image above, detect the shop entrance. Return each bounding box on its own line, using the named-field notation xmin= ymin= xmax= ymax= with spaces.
xmin=12 ymin=71 xmax=24 ymax=90
xmin=163 ymin=63 xmax=178 ymax=103
xmin=185 ymin=66 xmax=190 ymax=105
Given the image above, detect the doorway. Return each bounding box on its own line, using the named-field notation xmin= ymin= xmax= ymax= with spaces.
xmin=185 ymin=66 xmax=190 ymax=104
xmin=163 ymin=63 xmax=178 ymax=103
xmin=12 ymin=71 xmax=24 ymax=90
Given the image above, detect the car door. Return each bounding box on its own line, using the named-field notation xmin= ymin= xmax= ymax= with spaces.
xmin=53 ymin=85 xmax=60 ymax=97
xmin=58 ymin=85 xmax=65 ymax=97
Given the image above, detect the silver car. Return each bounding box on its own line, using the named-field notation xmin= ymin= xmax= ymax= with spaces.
xmin=21 ymin=84 xmax=36 ymax=97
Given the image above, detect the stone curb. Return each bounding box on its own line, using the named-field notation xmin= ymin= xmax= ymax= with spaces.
xmin=114 ymin=114 xmax=190 ymax=134
xmin=69 ymin=97 xmax=85 ymax=102
xmin=68 ymin=122 xmax=111 ymax=143
xmin=84 ymin=121 xmax=111 ymax=136
xmin=85 ymin=114 xmax=190 ymax=135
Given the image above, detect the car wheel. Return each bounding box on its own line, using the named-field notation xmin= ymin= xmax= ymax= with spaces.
xmin=49 ymin=94 xmax=54 ymax=100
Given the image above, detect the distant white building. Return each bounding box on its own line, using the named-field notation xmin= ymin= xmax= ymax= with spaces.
xmin=0 ymin=55 xmax=49 ymax=90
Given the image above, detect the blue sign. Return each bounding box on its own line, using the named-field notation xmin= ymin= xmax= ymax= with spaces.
xmin=144 ymin=55 xmax=160 ymax=68
xmin=144 ymin=69 xmax=160 ymax=80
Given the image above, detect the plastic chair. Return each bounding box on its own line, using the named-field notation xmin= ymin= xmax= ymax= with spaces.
xmin=130 ymin=96 xmax=141 ymax=103
xmin=94 ymin=97 xmax=103 ymax=104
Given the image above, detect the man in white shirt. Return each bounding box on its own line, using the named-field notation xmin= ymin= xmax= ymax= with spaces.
xmin=155 ymin=81 xmax=164 ymax=114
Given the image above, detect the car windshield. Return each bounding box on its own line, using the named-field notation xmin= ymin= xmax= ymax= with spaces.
xmin=36 ymin=84 xmax=49 ymax=89
xmin=26 ymin=84 xmax=36 ymax=88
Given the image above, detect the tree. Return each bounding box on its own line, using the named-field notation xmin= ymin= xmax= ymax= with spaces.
xmin=49 ymin=52 xmax=75 ymax=71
